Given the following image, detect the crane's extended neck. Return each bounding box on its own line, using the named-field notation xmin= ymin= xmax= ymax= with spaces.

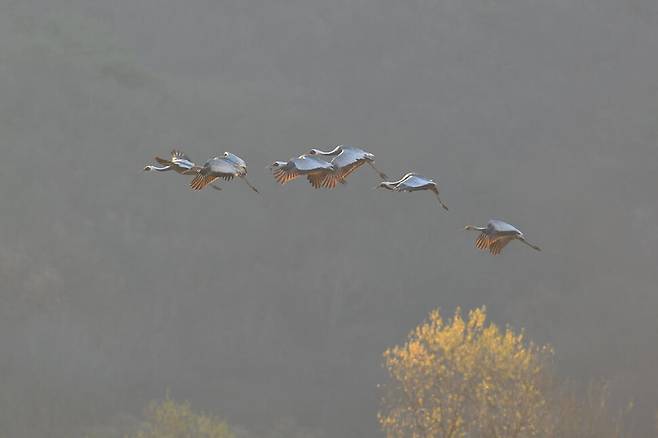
xmin=144 ymin=165 xmax=171 ymax=172
xmin=310 ymin=145 xmax=342 ymax=156
xmin=375 ymin=182 xmax=397 ymax=191
xmin=464 ymin=225 xmax=486 ymax=232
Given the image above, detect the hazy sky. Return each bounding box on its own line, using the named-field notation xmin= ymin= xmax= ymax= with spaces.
xmin=1 ymin=0 xmax=657 ymax=436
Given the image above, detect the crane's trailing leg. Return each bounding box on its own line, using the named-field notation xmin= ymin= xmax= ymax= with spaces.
xmin=519 ymin=237 xmax=541 ymax=251
xmin=241 ymin=176 xmax=260 ymax=194
xmin=434 ymin=192 xmax=449 ymax=211
xmin=368 ymin=162 xmax=389 ymax=180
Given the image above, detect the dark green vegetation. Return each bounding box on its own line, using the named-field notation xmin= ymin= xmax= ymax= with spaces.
xmin=0 ymin=0 xmax=657 ymax=436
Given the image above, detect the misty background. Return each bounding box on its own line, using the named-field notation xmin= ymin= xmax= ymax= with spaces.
xmin=1 ymin=0 xmax=657 ymax=436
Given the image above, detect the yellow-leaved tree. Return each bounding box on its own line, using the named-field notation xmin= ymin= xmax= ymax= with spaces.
xmin=378 ymin=307 xmax=553 ymax=438
xmin=130 ymin=396 xmax=235 ymax=438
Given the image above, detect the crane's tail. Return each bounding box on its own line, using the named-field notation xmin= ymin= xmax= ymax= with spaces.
xmin=368 ymin=162 xmax=389 ymax=180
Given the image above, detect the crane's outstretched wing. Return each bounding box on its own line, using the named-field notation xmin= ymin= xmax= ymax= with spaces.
xmin=474 ymin=233 xmax=491 ymax=251
xmin=331 ymin=150 xmax=368 ymax=179
xmin=273 ymin=167 xmax=300 ymax=184
xmin=172 ymin=149 xmax=192 ymax=161
xmin=306 ymin=173 xmax=325 ymax=189
xmin=190 ymin=174 xmax=220 ymax=191
xmin=489 ymin=236 xmax=514 ymax=255
xmin=306 ymin=171 xmax=342 ymax=189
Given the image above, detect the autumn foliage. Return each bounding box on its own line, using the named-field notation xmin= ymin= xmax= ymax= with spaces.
xmin=379 ymin=307 xmax=553 ymax=438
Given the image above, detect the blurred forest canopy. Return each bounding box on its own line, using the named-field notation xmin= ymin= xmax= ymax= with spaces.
xmin=130 ymin=397 xmax=234 ymax=438
xmin=83 ymin=396 xmax=327 ymax=438
xmin=82 ymin=308 xmax=642 ymax=438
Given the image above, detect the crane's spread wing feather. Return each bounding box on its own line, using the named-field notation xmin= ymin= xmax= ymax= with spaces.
xmin=337 ymin=160 xmax=366 ymax=179
xmin=323 ymin=172 xmax=344 ymax=188
xmin=307 ymin=173 xmax=325 ymax=189
xmin=489 ymin=236 xmax=514 ymax=255
xmin=190 ymin=174 xmax=219 ymax=191
xmin=475 ymin=233 xmax=490 ymax=251
xmin=307 ymin=169 xmax=341 ymax=189
xmin=171 ymin=149 xmax=191 ymax=161
xmin=273 ymin=168 xmax=300 ymax=185
xmin=331 ymin=150 xmax=369 ymax=179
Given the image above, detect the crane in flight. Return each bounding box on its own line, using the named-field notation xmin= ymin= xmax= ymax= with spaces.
xmin=464 ymin=219 xmax=541 ymax=255
xmin=190 ymin=153 xmax=259 ymax=193
xmin=268 ymin=155 xmax=344 ymax=189
xmin=376 ymin=172 xmax=448 ymax=211
xmin=144 ymin=149 xmax=200 ymax=174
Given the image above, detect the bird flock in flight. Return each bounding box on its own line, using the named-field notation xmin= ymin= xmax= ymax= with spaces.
xmin=144 ymin=146 xmax=541 ymax=255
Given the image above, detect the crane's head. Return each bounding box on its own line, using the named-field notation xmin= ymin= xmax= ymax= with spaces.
xmin=307 ymin=148 xmax=321 ymax=156
xmin=268 ymin=161 xmax=287 ymax=170
xmin=374 ymin=182 xmax=395 ymax=191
